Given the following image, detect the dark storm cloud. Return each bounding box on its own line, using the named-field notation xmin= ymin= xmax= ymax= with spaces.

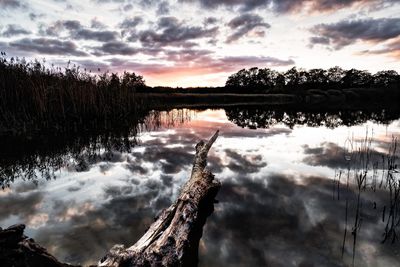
xmin=9 ymin=38 xmax=88 ymax=56
xmin=179 ymin=0 xmax=398 ymax=13
xmin=1 ymin=24 xmax=31 ymax=37
xmin=310 ymin=17 xmax=400 ymax=49
xmin=134 ymin=16 xmax=218 ymax=48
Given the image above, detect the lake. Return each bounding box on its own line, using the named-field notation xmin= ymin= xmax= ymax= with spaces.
xmin=1 ymin=107 xmax=400 ymax=267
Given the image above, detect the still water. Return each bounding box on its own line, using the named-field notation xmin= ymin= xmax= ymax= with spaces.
xmin=1 ymin=107 xmax=400 ymax=266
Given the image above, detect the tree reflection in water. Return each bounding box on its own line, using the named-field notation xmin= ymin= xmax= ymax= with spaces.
xmin=225 ymin=106 xmax=400 ymax=129
xmin=0 ymin=109 xmax=194 ymax=188
xmin=2 ymin=106 xmax=400 ymax=188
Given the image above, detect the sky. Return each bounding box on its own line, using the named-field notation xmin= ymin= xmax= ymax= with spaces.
xmin=0 ymin=0 xmax=399 ymax=87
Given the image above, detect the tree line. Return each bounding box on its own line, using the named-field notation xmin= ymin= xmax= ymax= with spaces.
xmin=225 ymin=67 xmax=400 ymax=93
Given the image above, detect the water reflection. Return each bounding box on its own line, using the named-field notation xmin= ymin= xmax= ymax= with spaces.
xmin=0 ymin=107 xmax=400 ymax=266
xmin=0 ymin=109 xmax=194 ymax=188
xmin=226 ymin=106 xmax=400 ymax=129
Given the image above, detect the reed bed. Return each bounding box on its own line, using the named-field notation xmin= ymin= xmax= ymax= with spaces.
xmin=0 ymin=53 xmax=146 ymax=136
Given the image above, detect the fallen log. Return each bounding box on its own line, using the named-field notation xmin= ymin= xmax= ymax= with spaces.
xmin=98 ymin=130 xmax=221 ymax=267
xmin=0 ymin=130 xmax=221 ymax=267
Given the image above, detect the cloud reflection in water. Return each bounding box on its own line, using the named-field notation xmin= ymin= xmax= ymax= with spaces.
xmin=0 ymin=108 xmax=399 ymax=266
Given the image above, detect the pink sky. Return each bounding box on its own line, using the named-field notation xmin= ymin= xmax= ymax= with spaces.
xmin=0 ymin=0 xmax=399 ymax=87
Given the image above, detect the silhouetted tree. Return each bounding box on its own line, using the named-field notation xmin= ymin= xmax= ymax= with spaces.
xmin=327 ymin=66 xmax=346 ymax=88
xmin=284 ymin=67 xmax=300 ymax=87
xmin=256 ymin=68 xmax=280 ymax=89
xmin=307 ymin=68 xmax=328 ymax=88
xmin=225 ymin=66 xmax=398 ymax=93
xmin=342 ymin=69 xmax=372 ymax=88
xmin=373 ymin=70 xmax=399 ymax=87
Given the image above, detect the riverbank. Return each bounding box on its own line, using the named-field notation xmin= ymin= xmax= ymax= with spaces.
xmin=138 ymin=87 xmax=400 ymax=110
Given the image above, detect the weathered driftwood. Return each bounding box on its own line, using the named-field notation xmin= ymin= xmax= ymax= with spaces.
xmin=0 ymin=131 xmax=220 ymax=267
xmin=98 ymin=130 xmax=221 ymax=267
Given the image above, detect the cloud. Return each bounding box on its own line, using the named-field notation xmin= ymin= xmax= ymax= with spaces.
xmin=131 ymin=145 xmax=194 ymax=174
xmin=74 ymin=29 xmax=119 ymax=42
xmin=9 ymin=38 xmax=88 ymax=56
xmin=310 ymin=17 xmax=400 ymax=49
xmin=162 ymin=48 xmax=213 ymax=62
xmin=29 ymin=12 xmax=45 ymax=21
xmin=133 ymin=16 xmax=218 ymax=48
xmin=200 ymin=173 xmax=387 ymax=267
xmin=119 ymin=16 xmax=143 ymax=37
xmin=0 ymin=190 xmax=43 ymax=221
xmin=90 ymin=17 xmax=107 ymax=29
xmin=156 ymin=1 xmax=170 ymax=15
xmin=179 ymin=0 xmax=398 ymax=13
xmin=204 ymin=17 xmax=218 ymax=25
xmin=119 ymin=16 xmax=143 ymax=29
xmin=302 ymin=142 xmax=389 ymax=169
xmin=43 ymin=20 xmax=81 ymax=35
xmin=102 ymin=54 xmax=294 ymax=80
xmin=224 ymin=149 xmax=267 ymax=174
xmin=1 ymin=24 xmax=31 ymax=37
xmin=308 ymin=36 xmax=330 ymax=47
xmin=226 ymin=13 xmax=270 ymax=43
xmin=359 ymin=37 xmax=400 ymax=59
xmin=34 ymin=191 xmax=161 ymax=265
xmin=219 ymin=56 xmax=294 ymax=67
xmin=0 ymin=0 xmax=27 ymax=9
xmin=43 ymin=19 xmax=119 ymax=42
xmin=91 ymin=0 xmax=124 ymax=3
